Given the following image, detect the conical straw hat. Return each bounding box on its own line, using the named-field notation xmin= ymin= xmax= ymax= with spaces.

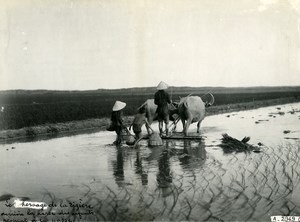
xmin=112 ymin=101 xmax=126 ymax=111
xmin=157 ymin=81 xmax=168 ymax=90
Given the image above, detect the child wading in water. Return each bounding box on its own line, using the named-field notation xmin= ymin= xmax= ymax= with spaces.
xmin=130 ymin=107 xmax=154 ymax=146
xmin=108 ymin=101 xmax=127 ymax=145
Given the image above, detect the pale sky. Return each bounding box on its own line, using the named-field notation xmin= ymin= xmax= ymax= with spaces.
xmin=0 ymin=0 xmax=300 ymax=90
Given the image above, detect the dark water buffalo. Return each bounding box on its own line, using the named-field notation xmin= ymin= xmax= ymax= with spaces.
xmin=138 ymin=99 xmax=178 ymax=134
xmin=178 ymin=94 xmax=214 ymax=136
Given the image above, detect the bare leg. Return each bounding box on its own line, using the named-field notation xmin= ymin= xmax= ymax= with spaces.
xmin=173 ymin=118 xmax=180 ymax=132
xmin=133 ymin=132 xmax=143 ymax=147
xmin=115 ymin=127 xmax=122 ymax=145
xmin=116 ymin=133 xmax=122 ymax=145
xmin=159 ymin=121 xmax=163 ymax=136
xmin=165 ymin=115 xmax=170 ymax=136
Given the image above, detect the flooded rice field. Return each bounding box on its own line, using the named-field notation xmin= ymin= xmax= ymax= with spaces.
xmin=0 ymin=103 xmax=300 ymax=221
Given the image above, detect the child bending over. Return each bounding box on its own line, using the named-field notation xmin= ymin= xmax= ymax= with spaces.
xmin=130 ymin=107 xmax=154 ymax=145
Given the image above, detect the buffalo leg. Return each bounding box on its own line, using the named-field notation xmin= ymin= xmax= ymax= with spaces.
xmin=184 ymin=119 xmax=192 ymax=136
xmin=181 ymin=119 xmax=185 ymax=133
xmin=173 ymin=121 xmax=177 ymax=131
xmin=197 ymin=120 xmax=202 ymax=134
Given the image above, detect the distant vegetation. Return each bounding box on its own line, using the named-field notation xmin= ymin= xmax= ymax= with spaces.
xmin=0 ymin=86 xmax=299 ymax=130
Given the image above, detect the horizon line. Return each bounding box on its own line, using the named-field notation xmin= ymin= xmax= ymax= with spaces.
xmin=1 ymin=85 xmax=300 ymax=92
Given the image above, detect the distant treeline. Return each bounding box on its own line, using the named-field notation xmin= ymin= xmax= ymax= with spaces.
xmin=0 ymin=86 xmax=300 ymax=130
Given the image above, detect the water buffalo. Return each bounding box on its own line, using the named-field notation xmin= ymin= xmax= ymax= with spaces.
xmin=138 ymin=99 xmax=178 ymax=134
xmin=178 ymin=94 xmax=214 ymax=136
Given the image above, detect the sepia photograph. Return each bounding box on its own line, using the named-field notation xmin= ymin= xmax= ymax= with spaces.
xmin=0 ymin=0 xmax=300 ymax=221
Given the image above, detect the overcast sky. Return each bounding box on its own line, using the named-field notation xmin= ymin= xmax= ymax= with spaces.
xmin=0 ymin=0 xmax=299 ymax=90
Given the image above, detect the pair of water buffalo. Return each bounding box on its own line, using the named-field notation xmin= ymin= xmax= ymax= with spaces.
xmin=138 ymin=94 xmax=214 ymax=136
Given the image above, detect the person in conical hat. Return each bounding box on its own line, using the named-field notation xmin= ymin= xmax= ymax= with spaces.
xmin=108 ymin=101 xmax=127 ymax=145
xmin=112 ymin=101 xmax=126 ymax=111
xmin=154 ymin=81 xmax=171 ymax=136
xmin=157 ymin=81 xmax=168 ymax=90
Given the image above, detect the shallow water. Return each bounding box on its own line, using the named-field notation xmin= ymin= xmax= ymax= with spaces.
xmin=0 ymin=103 xmax=300 ymax=221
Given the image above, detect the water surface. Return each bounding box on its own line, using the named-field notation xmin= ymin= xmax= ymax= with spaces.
xmin=0 ymin=103 xmax=300 ymax=221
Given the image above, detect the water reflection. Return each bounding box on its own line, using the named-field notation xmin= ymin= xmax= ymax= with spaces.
xmin=134 ymin=150 xmax=148 ymax=185
xmin=178 ymin=140 xmax=207 ymax=171
xmin=157 ymin=150 xmax=172 ymax=189
xmin=1 ymin=103 xmax=300 ymax=221
xmin=109 ymin=138 xmax=208 ymax=197
xmin=112 ymin=148 xmax=125 ymax=187
xmin=155 ymin=141 xmax=173 ymax=198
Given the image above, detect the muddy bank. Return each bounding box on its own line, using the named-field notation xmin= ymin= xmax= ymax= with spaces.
xmin=0 ymin=97 xmax=299 ymax=141
xmin=205 ymin=96 xmax=300 ymax=116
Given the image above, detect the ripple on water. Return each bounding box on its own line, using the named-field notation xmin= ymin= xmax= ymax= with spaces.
xmin=0 ymin=103 xmax=300 ymax=221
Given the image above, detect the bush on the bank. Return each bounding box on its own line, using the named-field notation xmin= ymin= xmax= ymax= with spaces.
xmin=26 ymin=127 xmax=37 ymax=137
xmin=47 ymin=125 xmax=59 ymax=134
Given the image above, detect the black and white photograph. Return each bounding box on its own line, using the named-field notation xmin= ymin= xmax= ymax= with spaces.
xmin=0 ymin=0 xmax=300 ymax=221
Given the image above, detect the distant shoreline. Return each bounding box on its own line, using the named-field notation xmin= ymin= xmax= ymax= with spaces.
xmin=0 ymin=97 xmax=299 ymax=142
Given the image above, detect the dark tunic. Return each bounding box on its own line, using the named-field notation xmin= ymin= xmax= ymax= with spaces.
xmin=154 ymin=90 xmax=171 ymax=121
xmin=111 ymin=111 xmax=123 ymax=133
xmin=109 ymin=111 xmax=125 ymax=145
